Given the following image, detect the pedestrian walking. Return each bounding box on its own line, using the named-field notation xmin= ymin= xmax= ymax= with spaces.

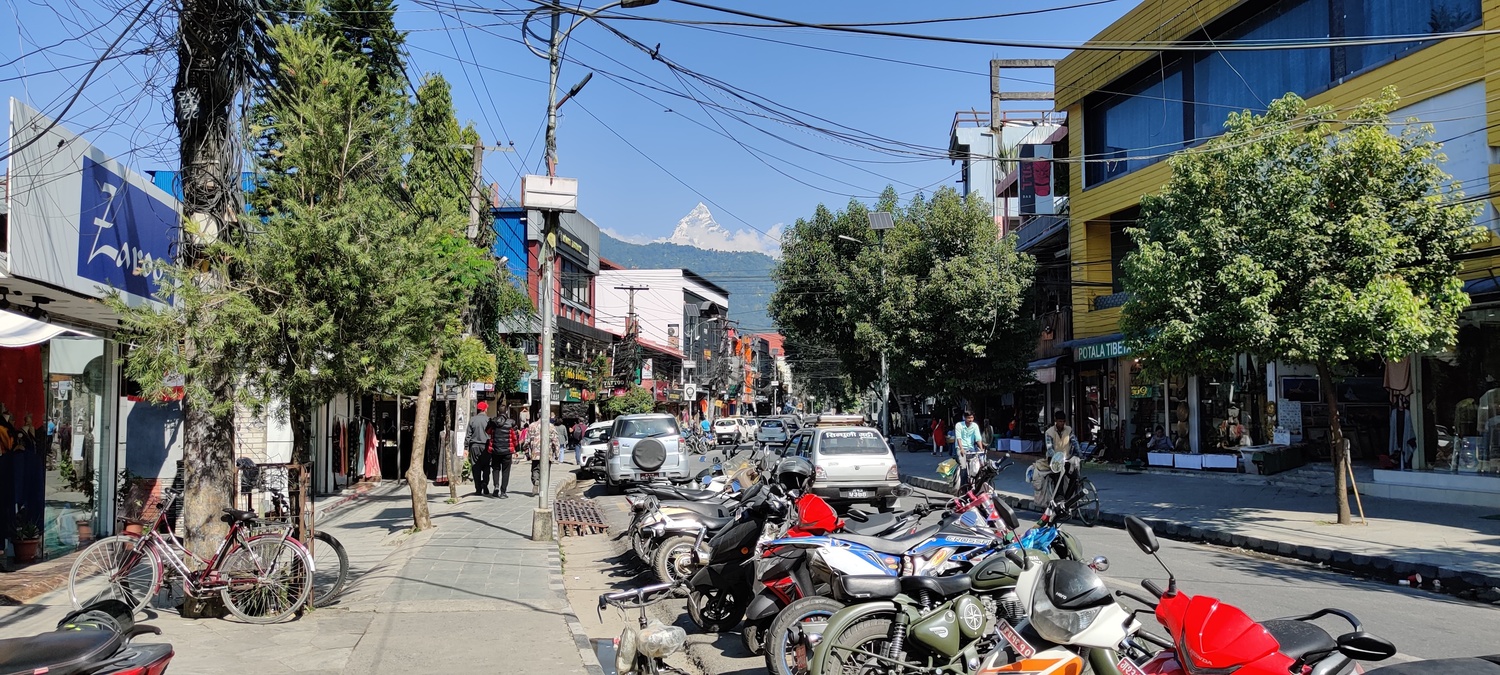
xmin=569 ymin=418 xmax=586 ymax=465
xmin=931 ymin=417 xmax=946 ymax=456
xmin=466 ymin=402 xmax=492 ymax=496
xmin=494 ymin=418 xmax=518 ymax=498
xmin=528 ymin=416 xmax=560 ymax=495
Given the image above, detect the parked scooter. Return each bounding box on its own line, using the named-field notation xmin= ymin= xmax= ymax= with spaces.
xmin=0 ymin=599 xmax=174 ymax=675
xmin=684 ymin=477 xmax=796 ymax=632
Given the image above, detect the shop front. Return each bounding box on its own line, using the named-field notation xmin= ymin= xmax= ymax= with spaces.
xmin=1376 ymin=299 xmax=1500 ymax=506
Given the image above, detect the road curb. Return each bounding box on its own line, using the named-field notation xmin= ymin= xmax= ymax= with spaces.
xmin=981 ymin=491 xmax=1500 ymax=600
xmin=550 ymin=470 xmax=607 ymax=675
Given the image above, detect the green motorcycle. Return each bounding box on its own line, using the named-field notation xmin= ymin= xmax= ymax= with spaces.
xmin=808 ymin=546 xmax=1072 ymax=675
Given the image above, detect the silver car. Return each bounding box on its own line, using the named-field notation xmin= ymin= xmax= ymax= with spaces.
xmin=756 ymin=418 xmax=789 ymax=446
xmin=784 ymin=426 xmax=901 ymax=510
xmin=607 ymin=414 xmax=688 ymax=486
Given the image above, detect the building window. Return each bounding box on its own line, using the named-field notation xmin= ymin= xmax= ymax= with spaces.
xmin=1082 ymin=0 xmax=1478 ymax=187
xmin=560 ymin=259 xmax=590 ymax=308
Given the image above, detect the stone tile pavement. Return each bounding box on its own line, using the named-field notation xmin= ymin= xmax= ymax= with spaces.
xmin=0 ymin=466 xmax=597 ymax=674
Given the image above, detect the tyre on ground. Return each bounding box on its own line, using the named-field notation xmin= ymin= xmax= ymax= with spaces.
xmin=651 ymin=534 xmax=697 ymax=586
xmin=764 ymin=596 xmax=846 ymax=675
xmin=68 ymin=535 xmax=161 ymax=614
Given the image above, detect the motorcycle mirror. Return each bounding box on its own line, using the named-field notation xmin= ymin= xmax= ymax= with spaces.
xmin=1336 ymin=632 xmax=1397 ymax=662
xmin=1125 ymin=516 xmax=1159 ymax=554
xmin=1088 ymin=556 xmax=1110 ymax=573
xmin=995 ymin=498 xmax=1021 ymax=531
xmin=1003 ymin=546 xmax=1029 ymax=570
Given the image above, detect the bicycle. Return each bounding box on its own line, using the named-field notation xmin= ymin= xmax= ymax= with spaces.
xmin=1043 ymin=459 xmax=1102 ymax=527
xmin=264 ymin=486 xmax=349 ymax=608
xmin=597 ymin=582 xmax=689 ymax=675
xmin=68 ymin=487 xmax=313 ymax=623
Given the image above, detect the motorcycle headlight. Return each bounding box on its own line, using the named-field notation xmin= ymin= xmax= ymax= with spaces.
xmin=638 ymin=621 xmax=687 ymax=659
xmin=616 ymin=626 xmax=639 ymax=674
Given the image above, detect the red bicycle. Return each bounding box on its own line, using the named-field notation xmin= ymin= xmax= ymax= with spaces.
xmin=68 ymin=487 xmax=313 ymax=623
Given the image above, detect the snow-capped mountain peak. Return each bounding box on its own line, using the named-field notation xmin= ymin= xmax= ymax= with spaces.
xmin=658 ymin=203 xmax=781 ymax=256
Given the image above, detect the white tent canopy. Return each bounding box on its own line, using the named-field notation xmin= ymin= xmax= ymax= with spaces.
xmin=0 ymin=309 xmax=69 ymax=347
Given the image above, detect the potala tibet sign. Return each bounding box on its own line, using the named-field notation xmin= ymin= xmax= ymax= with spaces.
xmin=7 ymin=98 xmax=180 ymax=307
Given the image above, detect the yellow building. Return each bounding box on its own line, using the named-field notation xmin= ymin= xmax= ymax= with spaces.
xmin=1055 ymin=0 xmax=1500 ymax=504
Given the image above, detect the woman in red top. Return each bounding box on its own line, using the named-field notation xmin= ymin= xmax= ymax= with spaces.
xmin=931 ymin=417 xmax=946 ymax=457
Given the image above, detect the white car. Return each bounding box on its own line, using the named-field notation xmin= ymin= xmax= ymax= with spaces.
xmin=783 ymin=424 xmax=902 ymax=510
xmin=756 ymin=418 xmax=789 ymax=446
xmin=713 ymin=418 xmax=745 ymax=445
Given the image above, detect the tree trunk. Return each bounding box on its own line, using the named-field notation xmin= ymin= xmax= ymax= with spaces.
xmin=407 ymin=350 xmax=443 ymax=531
xmin=1316 ymin=361 xmax=1352 ymax=525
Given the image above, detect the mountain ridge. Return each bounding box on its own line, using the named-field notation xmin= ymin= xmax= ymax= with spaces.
xmin=598 ymin=235 xmax=776 ymax=333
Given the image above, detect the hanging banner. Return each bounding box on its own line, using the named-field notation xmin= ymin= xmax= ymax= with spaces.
xmin=640 ymin=358 xmax=654 ymax=381
xmin=6 ymin=99 xmax=180 ymax=307
xmin=1019 ymin=144 xmax=1056 ymax=216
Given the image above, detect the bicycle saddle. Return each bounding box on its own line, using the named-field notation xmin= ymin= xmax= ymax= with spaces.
xmin=220 ymin=507 xmax=258 ymax=524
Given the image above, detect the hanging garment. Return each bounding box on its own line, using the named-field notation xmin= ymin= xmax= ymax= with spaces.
xmin=1384 ymin=357 xmax=1414 ymax=400
xmin=363 ymin=421 xmax=381 ymax=480
xmin=355 ymin=420 xmax=366 ymax=479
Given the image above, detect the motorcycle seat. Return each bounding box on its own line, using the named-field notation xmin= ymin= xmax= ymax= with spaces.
xmin=833 ymin=575 xmax=902 ymax=602
xmin=844 ymin=512 xmax=901 ymax=536
xmin=632 ymin=485 xmax=725 ymax=502
xmin=660 ymin=501 xmax=735 ymax=519
xmin=901 ymin=574 xmax=973 ymax=599
xmin=698 ymin=514 xmax=737 ymax=531
xmin=836 ymin=524 xmax=943 ymax=556
xmin=220 ymin=507 xmax=258 ymax=524
xmin=1262 ymin=620 xmax=1338 ymax=662
xmin=1366 ymin=656 xmax=1500 ymax=675
xmin=0 ymin=630 xmax=124 ymax=675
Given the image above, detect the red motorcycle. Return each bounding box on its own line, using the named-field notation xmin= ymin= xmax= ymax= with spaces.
xmin=1122 ymin=515 xmax=1397 ymax=675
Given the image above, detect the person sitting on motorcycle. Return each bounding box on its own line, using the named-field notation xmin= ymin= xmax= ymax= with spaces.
xmin=1035 ymin=410 xmax=1081 ymax=507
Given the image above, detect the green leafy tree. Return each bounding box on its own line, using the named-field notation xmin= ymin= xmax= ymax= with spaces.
xmin=773 ymin=187 xmax=1037 ymax=409
xmin=606 ymin=386 xmax=658 ymax=416
xmin=1121 ymin=90 xmax=1485 ymax=524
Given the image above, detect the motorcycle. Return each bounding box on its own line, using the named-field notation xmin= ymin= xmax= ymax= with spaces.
xmin=0 ymin=599 xmax=174 ymax=675
xmin=758 ymin=502 xmax=1023 ymax=675
xmin=1123 ymin=515 xmax=1399 ymax=675
xmin=685 ymin=481 xmax=795 ymax=633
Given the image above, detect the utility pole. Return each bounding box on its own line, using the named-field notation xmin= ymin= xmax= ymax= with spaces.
xmin=449 ymin=141 xmax=485 ymax=501
xmin=615 ymin=285 xmax=649 ymax=335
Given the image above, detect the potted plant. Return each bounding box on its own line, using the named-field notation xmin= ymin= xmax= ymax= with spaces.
xmin=12 ymin=510 xmax=43 ymax=563
xmin=117 ymin=469 xmax=147 ymax=535
xmin=75 ymin=515 xmax=93 ymax=543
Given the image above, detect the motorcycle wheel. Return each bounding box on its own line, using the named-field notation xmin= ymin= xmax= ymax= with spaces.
xmin=687 ymin=585 xmax=747 ymax=633
xmin=764 ymin=596 xmax=846 ymax=675
xmin=630 ymin=529 xmax=653 ymax=562
xmin=742 ymin=618 xmax=769 ymax=655
xmin=652 ymin=534 xmax=698 ymax=586
xmin=823 ymin=617 xmax=896 ymax=675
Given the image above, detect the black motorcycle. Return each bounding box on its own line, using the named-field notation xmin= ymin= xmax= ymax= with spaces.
xmin=685 ymin=481 xmax=793 ymax=632
xmin=0 ymin=599 xmax=173 ymax=675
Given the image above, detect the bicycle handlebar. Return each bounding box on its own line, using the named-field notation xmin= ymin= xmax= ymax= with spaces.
xmin=598 ymin=581 xmax=680 ymax=611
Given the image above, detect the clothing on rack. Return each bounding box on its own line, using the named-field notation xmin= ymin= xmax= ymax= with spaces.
xmin=363 ymin=421 xmax=381 ymax=480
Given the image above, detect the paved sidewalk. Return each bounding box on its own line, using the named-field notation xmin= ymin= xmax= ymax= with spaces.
xmin=0 ymin=467 xmax=595 ymax=674
xmin=894 ymin=451 xmax=1500 ymax=597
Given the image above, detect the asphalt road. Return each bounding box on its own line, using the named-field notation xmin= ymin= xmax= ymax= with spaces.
xmin=570 ymin=445 xmax=1500 ymax=675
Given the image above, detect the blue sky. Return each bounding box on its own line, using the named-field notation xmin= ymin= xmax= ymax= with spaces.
xmin=1 ymin=0 xmax=1134 ymax=245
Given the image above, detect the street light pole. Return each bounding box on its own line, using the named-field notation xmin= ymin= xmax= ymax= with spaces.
xmin=529 ymin=0 xmax=657 ymax=540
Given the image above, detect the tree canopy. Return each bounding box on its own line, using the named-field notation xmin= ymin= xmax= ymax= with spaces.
xmin=1120 ymin=89 xmax=1486 ymax=523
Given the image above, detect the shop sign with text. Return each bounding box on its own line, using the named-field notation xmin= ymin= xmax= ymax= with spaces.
xmin=1074 ymin=340 xmax=1130 ymax=362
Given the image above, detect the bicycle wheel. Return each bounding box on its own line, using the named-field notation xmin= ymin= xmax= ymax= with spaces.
xmin=69 ymin=535 xmax=161 ymax=613
xmin=219 ymin=534 xmax=312 ymax=624
xmin=1073 ymin=478 xmax=1101 ymax=527
xmin=310 ymin=531 xmax=349 ymax=608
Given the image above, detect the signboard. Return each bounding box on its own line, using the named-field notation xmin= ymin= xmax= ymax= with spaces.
xmin=1018 ymin=144 xmax=1056 ymax=216
xmin=520 ymin=174 xmax=578 ymax=212
xmin=684 ymin=383 xmax=697 ymax=399
xmin=1130 ymin=385 xmax=1156 ymax=399
xmin=7 ymin=99 xmax=180 ymax=307
xmin=1074 ymin=339 xmax=1129 ymax=362
xmin=641 ymin=358 xmax=654 ymax=381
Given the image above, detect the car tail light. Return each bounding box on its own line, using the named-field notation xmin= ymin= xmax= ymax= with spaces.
xmin=609 ymin=440 xmax=620 ymax=457
xmin=886 ymin=465 xmax=900 ymax=481
xmin=814 ymin=465 xmax=826 ymax=481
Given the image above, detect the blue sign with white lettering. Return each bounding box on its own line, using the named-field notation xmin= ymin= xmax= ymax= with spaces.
xmin=77 ymin=156 xmax=177 ymax=300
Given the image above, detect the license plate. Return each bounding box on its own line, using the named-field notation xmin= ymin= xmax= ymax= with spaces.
xmin=640 ymin=473 xmax=659 ymax=481
xmin=844 ymin=489 xmax=868 ymax=499
xmin=996 ymin=619 xmax=1035 ymax=658
xmin=1117 ymin=656 xmax=1148 ymax=675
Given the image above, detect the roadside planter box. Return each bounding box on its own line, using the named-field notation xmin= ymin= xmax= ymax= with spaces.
xmin=1174 ymin=454 xmax=1204 ymax=470
xmin=1201 ymin=453 xmax=1239 ymax=471
xmin=1147 ymin=452 xmax=1175 ymax=468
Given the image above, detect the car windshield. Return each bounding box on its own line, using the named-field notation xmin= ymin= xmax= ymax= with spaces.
xmin=583 ymin=427 xmax=610 ymax=442
xmin=617 ymin=417 xmax=678 ymax=439
xmin=819 ymin=430 xmax=889 ymax=455
xmin=760 ymin=420 xmax=784 ymax=429
xmin=714 ymin=420 xmax=737 ymax=428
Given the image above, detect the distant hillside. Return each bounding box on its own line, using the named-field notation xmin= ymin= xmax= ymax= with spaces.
xmin=599 ymin=235 xmax=775 ymax=332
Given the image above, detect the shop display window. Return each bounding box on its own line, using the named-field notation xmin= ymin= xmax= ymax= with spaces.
xmin=1418 ymin=309 xmax=1500 ymax=476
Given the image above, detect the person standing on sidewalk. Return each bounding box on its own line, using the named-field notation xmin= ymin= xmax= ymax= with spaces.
xmin=954 ymin=411 xmax=985 ymax=482
xmin=931 ymin=417 xmax=946 ymax=456
xmin=467 ymin=402 xmax=493 ymax=496
xmin=569 ymin=419 xmax=586 ymax=464
xmin=527 ymin=416 xmax=560 ymax=496
xmin=493 ymin=418 xmax=518 ymax=498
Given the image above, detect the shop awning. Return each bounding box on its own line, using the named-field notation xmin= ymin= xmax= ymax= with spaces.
xmin=1058 ymin=332 xmax=1130 ymax=362
xmin=0 ymin=310 xmax=69 ymax=347
xmin=1028 ymin=355 xmax=1064 ymax=384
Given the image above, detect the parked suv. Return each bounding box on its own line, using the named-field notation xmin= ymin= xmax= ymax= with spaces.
xmin=756 ymin=418 xmax=790 ymax=446
xmin=779 ymin=424 xmax=902 ymax=510
xmin=607 ymin=414 xmax=687 ymax=486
